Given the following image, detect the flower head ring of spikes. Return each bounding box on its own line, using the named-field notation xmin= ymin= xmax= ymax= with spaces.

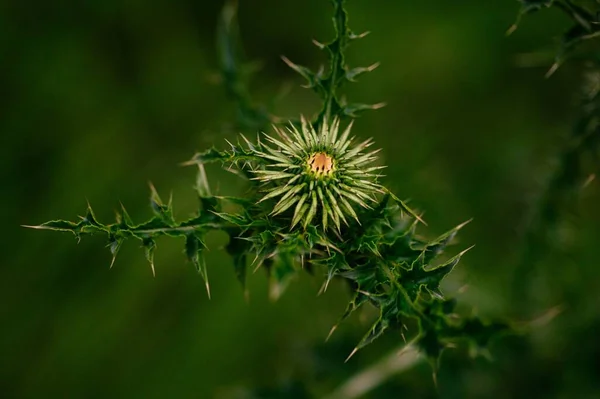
xmin=253 ymin=116 xmax=386 ymax=231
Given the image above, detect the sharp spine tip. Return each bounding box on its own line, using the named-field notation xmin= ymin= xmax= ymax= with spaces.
xmin=345 ymin=347 xmax=359 ymax=363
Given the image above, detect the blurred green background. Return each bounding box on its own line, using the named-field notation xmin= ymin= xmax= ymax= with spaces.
xmin=2 ymin=0 xmax=600 ymax=397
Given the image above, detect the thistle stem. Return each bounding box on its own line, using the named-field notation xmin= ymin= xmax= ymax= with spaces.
xmin=324 ymin=342 xmax=421 ymax=399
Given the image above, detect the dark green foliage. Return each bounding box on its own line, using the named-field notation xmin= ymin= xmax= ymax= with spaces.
xmin=217 ymin=1 xmax=274 ymax=130
xmin=510 ymin=0 xmax=600 ymax=312
xmin=511 ymin=0 xmax=600 ymax=76
xmin=27 ymin=0 xmax=511 ymax=374
xmin=282 ymin=0 xmax=384 ymax=122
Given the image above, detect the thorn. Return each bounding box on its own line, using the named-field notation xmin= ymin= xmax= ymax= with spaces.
xmin=281 ymin=55 xmax=294 ymax=68
xmin=505 ymin=24 xmax=518 ymax=36
xmin=110 ymin=256 xmax=117 ymax=269
xmin=323 ymin=275 xmax=332 ymax=293
xmin=528 ymin=304 xmax=564 ymax=328
xmin=345 ymin=347 xmax=359 ymax=363
xmin=456 ymin=218 xmax=474 ymax=231
xmin=205 ymin=281 xmax=212 ymax=300
xmin=367 ymin=62 xmax=380 ymax=71
xmin=326 ymin=324 xmax=338 ymax=342
xmin=250 ymin=251 xmax=260 ymax=268
xmin=148 ymin=181 xmax=157 ymax=195
xmin=350 ymin=31 xmax=370 ymax=40
xmin=459 ymin=245 xmax=476 ymax=257
xmin=545 ymin=62 xmax=560 ymax=78
xmin=582 ymin=173 xmax=595 ymax=189
xmin=252 ymin=259 xmax=263 ymax=274
xmin=224 ymin=138 xmax=236 ymax=149
xmin=21 ymin=224 xmax=46 ymax=229
xmin=312 ymin=38 xmax=325 ymax=49
xmin=150 ymin=262 xmax=156 ymax=277
xmin=432 ymin=370 xmax=438 ymax=389
xmin=317 ymin=281 xmax=326 ymax=296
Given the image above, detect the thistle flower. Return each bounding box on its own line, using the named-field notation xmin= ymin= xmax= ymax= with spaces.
xmin=252 ymin=116 xmax=386 ymax=231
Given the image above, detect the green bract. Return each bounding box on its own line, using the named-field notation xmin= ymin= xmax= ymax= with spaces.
xmin=253 ymin=116 xmax=384 ymax=231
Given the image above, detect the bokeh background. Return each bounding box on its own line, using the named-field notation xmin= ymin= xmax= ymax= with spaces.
xmin=2 ymin=0 xmax=600 ymax=398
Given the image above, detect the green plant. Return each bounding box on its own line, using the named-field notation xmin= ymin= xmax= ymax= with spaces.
xmin=509 ymin=0 xmax=600 ymax=312
xmin=26 ymin=0 xmax=511 ymax=383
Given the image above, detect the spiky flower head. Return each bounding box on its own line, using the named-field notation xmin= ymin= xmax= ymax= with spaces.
xmin=253 ymin=116 xmax=385 ymax=231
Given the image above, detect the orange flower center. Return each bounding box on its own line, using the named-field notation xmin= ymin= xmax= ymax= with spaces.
xmin=308 ymin=152 xmax=334 ymax=175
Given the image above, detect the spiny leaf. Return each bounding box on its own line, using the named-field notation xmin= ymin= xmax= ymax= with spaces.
xmin=388 ymin=190 xmax=426 ymax=225
xmin=196 ymin=164 xmax=219 ymax=213
xmin=186 ymin=233 xmax=210 ymax=298
xmin=510 ymin=0 xmax=600 ymax=75
xmin=328 ymin=289 xmax=370 ymax=342
xmin=225 ymin=229 xmax=251 ymax=290
xmin=281 ymin=56 xmax=323 ymax=92
xmin=402 ymin=246 xmax=473 ymax=302
xmin=108 ymin=233 xmax=124 ymax=269
xmin=217 ymin=0 xmax=274 ymax=130
xmin=143 ymin=237 xmax=156 ymax=277
xmin=413 ymin=220 xmax=472 ymax=265
xmin=268 ymin=252 xmax=298 ymax=301
xmin=342 ymin=102 xmax=386 ymax=117
xmin=118 ymin=203 xmax=134 ymax=228
xmin=507 ymin=0 xmax=554 ymax=35
xmin=348 ymin=284 xmax=416 ymax=359
xmin=149 ymin=183 xmax=174 ymax=225
xmin=24 ymin=220 xmax=80 ymax=233
xmin=280 ymin=0 xmax=383 ymax=122
xmin=345 ymin=63 xmax=380 ymax=82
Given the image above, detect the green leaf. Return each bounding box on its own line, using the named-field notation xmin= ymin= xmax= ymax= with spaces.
xmin=345 ymin=63 xmax=379 ymax=82
xmin=281 ymin=56 xmax=324 ymax=92
xmin=217 ymin=0 xmax=274 ymax=130
xmin=279 ymin=0 xmax=383 ymax=123
xmin=268 ymin=252 xmax=298 ymax=301
xmin=402 ymin=247 xmax=472 ymax=301
xmin=143 ymin=237 xmax=156 ymax=277
xmin=414 ymin=219 xmax=472 ymax=264
xmin=148 ymin=183 xmax=175 ymax=225
xmin=108 ymin=233 xmax=124 ymax=269
xmin=196 ymin=164 xmax=220 ymax=213
xmin=24 ymin=220 xmax=80 ymax=233
xmin=225 ymin=229 xmax=251 ymax=289
xmin=342 ymin=102 xmax=386 ymax=118
xmin=186 ymin=233 xmax=210 ymax=299
xmin=118 ymin=203 xmax=134 ymax=228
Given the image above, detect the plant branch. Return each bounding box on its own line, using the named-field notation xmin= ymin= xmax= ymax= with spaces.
xmin=324 ymin=343 xmax=421 ymax=399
